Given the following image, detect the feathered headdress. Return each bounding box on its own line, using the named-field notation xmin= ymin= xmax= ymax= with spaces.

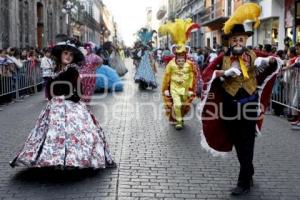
xmin=223 ymin=3 xmax=261 ymax=36
xmin=158 ymin=18 xmax=200 ymax=54
xmin=137 ymin=28 xmax=156 ymax=46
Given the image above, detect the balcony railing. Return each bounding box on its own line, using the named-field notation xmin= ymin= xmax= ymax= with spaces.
xmin=78 ymin=11 xmax=101 ymax=31
xmin=200 ymin=0 xmax=227 ymax=25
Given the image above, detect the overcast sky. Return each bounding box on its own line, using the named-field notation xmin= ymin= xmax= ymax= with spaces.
xmin=102 ymin=0 xmax=161 ymax=46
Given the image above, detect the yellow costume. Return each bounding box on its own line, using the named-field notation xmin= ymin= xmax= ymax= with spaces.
xmin=159 ymin=18 xmax=200 ymax=129
xmin=162 ymin=59 xmax=196 ymax=125
xmin=221 ymin=51 xmax=257 ymax=96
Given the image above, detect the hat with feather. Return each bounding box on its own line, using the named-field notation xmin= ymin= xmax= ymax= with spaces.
xmin=137 ymin=28 xmax=157 ymax=48
xmin=158 ymin=18 xmax=200 ymax=54
xmin=222 ymin=3 xmax=261 ymax=40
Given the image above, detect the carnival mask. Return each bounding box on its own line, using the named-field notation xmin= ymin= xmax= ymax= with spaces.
xmin=229 ymin=35 xmax=248 ymax=56
xmin=176 ymin=57 xmax=186 ymax=67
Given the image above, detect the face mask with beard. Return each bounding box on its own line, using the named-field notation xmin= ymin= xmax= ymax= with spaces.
xmin=230 ymin=45 xmax=245 ymax=56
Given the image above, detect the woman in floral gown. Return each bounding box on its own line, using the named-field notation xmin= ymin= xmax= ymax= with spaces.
xmin=10 ymin=39 xmax=116 ymax=169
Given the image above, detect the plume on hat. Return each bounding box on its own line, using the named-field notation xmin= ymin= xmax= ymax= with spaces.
xmin=223 ymin=3 xmax=261 ymax=35
xmin=137 ymin=28 xmax=156 ymax=46
xmin=158 ymin=18 xmax=200 ymax=53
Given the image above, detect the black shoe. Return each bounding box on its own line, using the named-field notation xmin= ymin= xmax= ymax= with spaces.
xmin=9 ymin=161 xmax=15 ymax=168
xmin=237 ymin=178 xmax=254 ymax=187
xmin=106 ymin=161 xmax=117 ymax=168
xmin=231 ymin=186 xmax=250 ymax=196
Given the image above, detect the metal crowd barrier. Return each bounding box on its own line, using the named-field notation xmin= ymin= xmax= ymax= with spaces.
xmin=0 ymin=61 xmax=43 ymax=100
xmin=271 ymin=67 xmax=300 ymax=114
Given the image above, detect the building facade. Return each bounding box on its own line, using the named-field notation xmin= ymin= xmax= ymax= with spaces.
xmin=76 ymin=0 xmax=102 ymax=44
xmin=146 ymin=7 xmax=153 ymax=30
xmin=176 ymin=0 xmax=204 ymax=48
xmin=0 ymin=0 xmax=68 ymax=49
xmin=0 ymin=0 xmax=118 ymax=49
xmin=200 ymin=0 xmax=233 ymax=48
xmin=244 ymin=0 xmax=285 ymax=49
xmin=164 ymin=0 xmax=287 ymax=50
xmin=100 ymin=4 xmax=116 ymax=45
xmin=156 ymin=0 xmax=168 ymax=48
xmin=162 ymin=0 xmax=204 ymax=48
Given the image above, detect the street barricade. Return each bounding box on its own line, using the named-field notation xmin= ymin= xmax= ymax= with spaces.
xmin=271 ymin=67 xmax=300 ymax=114
xmin=0 ymin=61 xmax=43 ymax=100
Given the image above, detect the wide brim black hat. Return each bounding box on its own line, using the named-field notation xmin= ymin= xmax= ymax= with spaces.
xmin=51 ymin=41 xmax=85 ymax=64
xmin=222 ymin=24 xmax=253 ymax=40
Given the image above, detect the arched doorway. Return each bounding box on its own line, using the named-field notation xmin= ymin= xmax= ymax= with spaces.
xmin=37 ymin=2 xmax=44 ymax=48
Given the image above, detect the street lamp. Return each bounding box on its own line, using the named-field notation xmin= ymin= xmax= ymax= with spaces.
xmin=62 ymin=0 xmax=78 ymax=36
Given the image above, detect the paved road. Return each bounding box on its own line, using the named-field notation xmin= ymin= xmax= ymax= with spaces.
xmin=0 ymin=59 xmax=300 ymax=200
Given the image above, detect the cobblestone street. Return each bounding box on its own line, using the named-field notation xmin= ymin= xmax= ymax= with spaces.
xmin=0 ymin=59 xmax=300 ymax=200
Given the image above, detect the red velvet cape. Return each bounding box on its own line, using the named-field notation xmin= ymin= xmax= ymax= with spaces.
xmin=200 ymin=53 xmax=280 ymax=153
